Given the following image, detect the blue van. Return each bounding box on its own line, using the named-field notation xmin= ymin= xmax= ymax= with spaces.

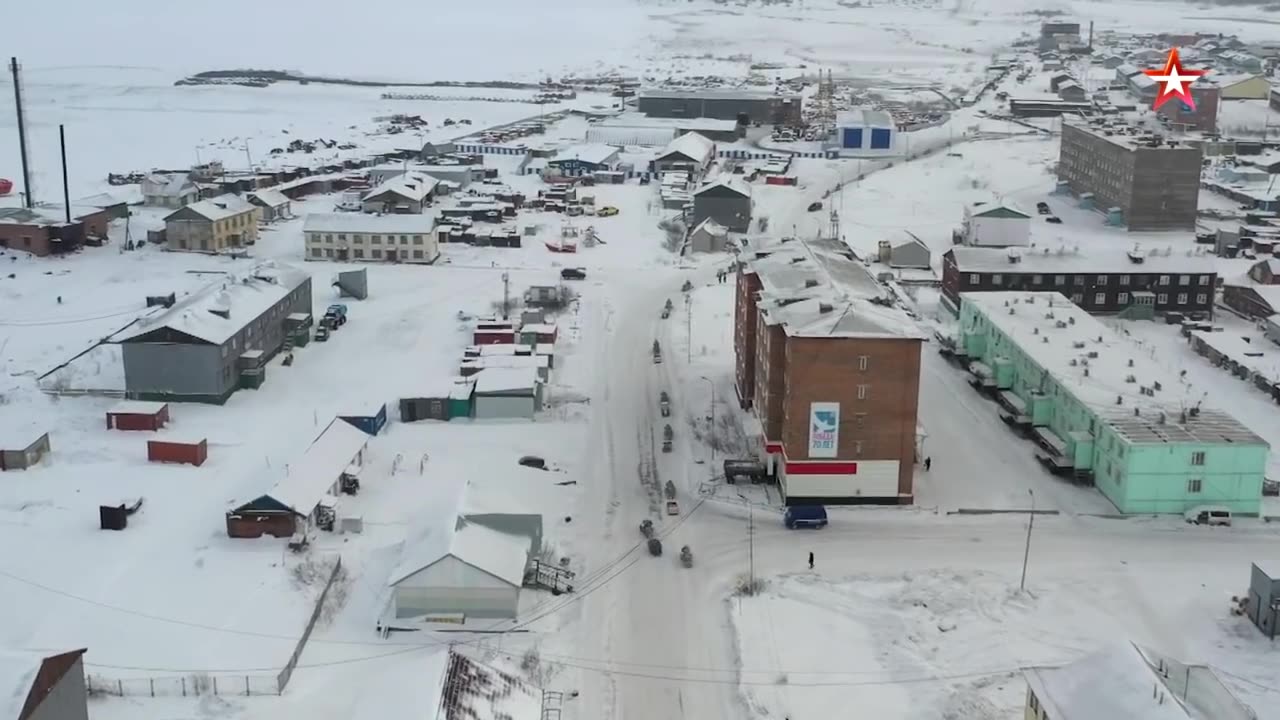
xmin=784 ymin=505 xmax=828 ymax=529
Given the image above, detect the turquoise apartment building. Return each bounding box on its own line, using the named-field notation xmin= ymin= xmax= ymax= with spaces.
xmin=958 ymin=291 xmax=1268 ymax=515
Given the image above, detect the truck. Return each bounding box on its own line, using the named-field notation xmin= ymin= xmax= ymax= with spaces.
xmin=325 ymin=304 xmax=348 ymax=327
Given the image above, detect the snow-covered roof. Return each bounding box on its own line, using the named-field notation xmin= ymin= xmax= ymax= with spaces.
xmin=303 ymin=212 xmax=435 ymax=235
xmin=1023 ymin=643 xmax=1252 ymax=720
xmin=692 ymin=217 xmax=729 ymax=238
xmin=388 ymin=481 xmax=529 ymax=588
xmin=694 ymin=174 xmax=751 ymax=198
xmin=1116 ymin=63 xmax=1142 ymax=77
xmin=640 ymin=87 xmax=798 ymax=101
xmin=947 ymin=245 xmax=1215 ymax=275
xmin=749 ymin=238 xmax=923 ymax=340
xmin=1225 ymin=279 xmax=1280 ymax=308
xmin=890 ymin=230 xmax=928 ymax=250
xmin=0 ymin=207 xmax=72 ymax=227
xmin=962 ymin=292 xmax=1267 ymax=445
xmin=167 ymin=194 xmax=255 ymax=223
xmin=967 ymin=199 xmax=1030 ymax=218
xmin=658 ymin=132 xmax=715 ymax=165
xmin=0 ymin=651 xmax=40 ymax=720
xmin=550 ymin=144 xmax=619 ymax=166
xmin=474 ymin=367 xmax=540 ymax=394
xmin=1130 ymin=73 xmax=1158 ymax=90
xmin=108 ymin=400 xmax=168 ymax=415
xmin=113 ymin=262 xmax=310 ymax=345
xmin=268 ymin=418 xmax=369 ymax=515
xmin=78 ymin=191 xmax=128 ymax=207
xmin=248 ymin=189 xmax=290 ymax=208
xmin=362 ymin=172 xmax=438 ymax=203
xmin=463 ymin=355 xmax=550 ymax=371
xmin=143 ymin=173 xmax=194 ymax=196
xmin=836 ymin=109 xmax=894 ymax=128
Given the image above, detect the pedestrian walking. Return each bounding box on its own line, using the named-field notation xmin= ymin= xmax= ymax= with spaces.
xmin=808 ymin=551 xmax=814 ymax=570
xmin=924 ymin=456 xmax=932 ymax=471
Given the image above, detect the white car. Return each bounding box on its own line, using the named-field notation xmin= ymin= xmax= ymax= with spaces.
xmin=1184 ymin=505 xmax=1232 ymax=526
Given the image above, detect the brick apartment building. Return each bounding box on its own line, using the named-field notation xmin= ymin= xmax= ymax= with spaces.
xmin=0 ymin=205 xmax=110 ymax=257
xmin=1155 ymin=83 xmax=1220 ymax=133
xmin=734 ymin=238 xmax=924 ymax=506
xmin=1057 ymin=118 xmax=1203 ymax=231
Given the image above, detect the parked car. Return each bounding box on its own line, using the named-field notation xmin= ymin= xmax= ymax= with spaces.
xmin=518 ymin=455 xmax=547 ymax=470
xmin=1045 ymin=216 xmax=1062 ymax=224
xmin=1036 ymin=201 xmax=1050 ymax=215
xmin=597 ymin=206 xmax=619 ymax=217
xmin=784 ymin=505 xmax=828 ymax=529
xmin=1184 ymin=505 xmax=1232 ymax=526
xmin=807 ymin=201 xmax=823 ymax=212
xmin=561 ymin=267 xmax=587 ymax=280
xmin=1264 ymin=478 xmax=1279 ymax=497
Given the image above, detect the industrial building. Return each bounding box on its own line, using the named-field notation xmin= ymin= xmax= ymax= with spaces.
xmin=941 ymin=246 xmax=1217 ymax=317
xmin=1057 ymin=119 xmax=1203 ymax=231
xmin=114 ymin=263 xmax=312 ymax=404
xmin=637 ymin=88 xmax=802 ymax=125
xmin=652 ymin=132 xmax=716 ymax=178
xmin=0 ymin=206 xmax=108 ymax=256
xmin=831 ymin=110 xmax=897 ymax=157
xmin=959 ymin=291 xmax=1268 ymax=515
xmin=303 ymin=213 xmax=440 ymax=264
xmin=734 ymin=238 xmax=924 ymax=505
xmin=1038 ymin=21 xmax=1081 ymax=52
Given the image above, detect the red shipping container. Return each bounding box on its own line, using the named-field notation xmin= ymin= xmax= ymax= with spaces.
xmin=147 ymin=439 xmax=207 ymax=467
xmin=765 ymin=175 xmax=798 ymax=186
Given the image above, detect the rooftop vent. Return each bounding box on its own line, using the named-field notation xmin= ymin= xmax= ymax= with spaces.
xmin=1128 ymin=358 xmax=1135 ymax=367
xmin=818 ymin=302 xmax=835 ymax=314
xmin=1116 ymin=395 xmax=1123 ymax=405
xmin=1042 ymin=336 xmax=1049 ymax=343
xmin=804 ymin=279 xmax=820 ymax=289
xmin=1072 ymin=341 xmax=1086 ymax=349
xmin=1125 ymin=374 xmax=1137 ymax=383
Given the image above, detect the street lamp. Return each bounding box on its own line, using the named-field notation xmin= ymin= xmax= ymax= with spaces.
xmin=699 ymin=376 xmax=715 ymax=471
xmin=1020 ymin=489 xmax=1035 ymax=592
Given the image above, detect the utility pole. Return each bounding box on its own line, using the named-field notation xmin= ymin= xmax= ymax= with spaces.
xmin=501 ymin=272 xmax=511 ymax=319
xmin=10 ymin=57 xmax=34 ymax=208
xmin=1020 ymin=489 xmax=1035 ymax=591
xmin=700 ymin=376 xmax=715 ymax=470
xmin=686 ymin=295 xmax=692 ymax=363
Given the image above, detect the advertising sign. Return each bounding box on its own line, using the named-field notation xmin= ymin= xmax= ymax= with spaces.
xmin=808 ymin=402 xmax=840 ymax=458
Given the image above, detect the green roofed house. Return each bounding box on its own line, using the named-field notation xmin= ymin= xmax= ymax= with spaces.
xmin=959 ymin=291 xmax=1269 ymax=516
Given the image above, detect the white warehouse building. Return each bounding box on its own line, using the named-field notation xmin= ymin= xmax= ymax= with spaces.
xmin=831 ymin=109 xmax=898 ymax=157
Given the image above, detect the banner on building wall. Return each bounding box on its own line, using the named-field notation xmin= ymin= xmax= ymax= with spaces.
xmin=808 ymin=402 xmax=840 ymax=458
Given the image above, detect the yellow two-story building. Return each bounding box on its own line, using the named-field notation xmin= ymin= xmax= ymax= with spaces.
xmin=164 ymin=194 xmax=259 ymax=253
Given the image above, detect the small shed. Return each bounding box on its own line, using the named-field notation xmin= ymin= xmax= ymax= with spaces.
xmin=388 ymin=516 xmax=530 ymax=620
xmin=340 ymin=403 xmax=389 ymax=436
xmin=473 ymin=319 xmax=516 ymax=346
xmin=1249 ymin=562 xmax=1280 ymax=639
xmin=106 ymin=401 xmax=171 ymax=431
xmin=247 ymin=189 xmax=293 ymax=222
xmin=517 ymin=323 xmax=558 ymax=346
xmin=887 ymin=231 xmax=932 ymax=269
xmin=473 ymin=368 xmax=541 ymax=420
xmin=147 ymin=438 xmax=208 ymax=466
xmin=688 ymin=217 xmax=730 ymax=254
xmin=0 ymin=432 xmax=50 ymax=471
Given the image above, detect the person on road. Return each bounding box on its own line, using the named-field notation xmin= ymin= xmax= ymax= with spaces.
xmin=808 ymin=551 xmax=814 ymax=570
xmin=924 ymin=456 xmax=932 ymax=471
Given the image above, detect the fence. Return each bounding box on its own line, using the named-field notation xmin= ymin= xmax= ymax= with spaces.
xmin=86 ymin=672 xmax=280 ymax=698
xmin=276 ymin=554 xmax=344 ymax=692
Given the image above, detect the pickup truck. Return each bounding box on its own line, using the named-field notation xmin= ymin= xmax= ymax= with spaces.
xmin=325 ymin=304 xmax=348 ymax=327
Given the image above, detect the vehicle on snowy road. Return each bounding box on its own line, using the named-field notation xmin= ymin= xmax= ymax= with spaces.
xmin=1184 ymin=505 xmax=1231 ymax=526
xmin=784 ymin=505 xmax=828 ymax=529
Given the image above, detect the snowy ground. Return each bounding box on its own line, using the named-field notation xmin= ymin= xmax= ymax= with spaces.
xmin=5 ymin=1 xmax=1280 ymax=720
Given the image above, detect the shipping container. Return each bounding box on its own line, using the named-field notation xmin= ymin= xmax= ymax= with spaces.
xmin=106 ymin=401 xmax=170 ymax=431
xmin=340 ymin=403 xmax=389 ymax=436
xmin=147 ymin=438 xmax=208 ymax=466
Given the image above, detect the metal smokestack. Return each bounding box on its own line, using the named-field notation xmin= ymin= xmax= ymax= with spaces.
xmin=60 ymin=125 xmax=71 ymax=223
xmin=9 ymin=56 xmax=34 ymax=209
xmin=1088 ymin=21 xmax=1094 ymax=50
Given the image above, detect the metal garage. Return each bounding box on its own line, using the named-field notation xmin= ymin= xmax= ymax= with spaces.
xmin=472 ymin=368 xmax=542 ymax=420
xmin=388 ymin=517 xmax=530 ymax=620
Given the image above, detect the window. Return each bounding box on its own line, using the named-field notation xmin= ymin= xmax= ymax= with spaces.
xmin=1118 ymin=292 xmax=1129 ymax=305
xmin=1198 ymin=275 xmax=1210 ymax=286
xmin=354 ymin=234 xmax=365 ymax=244
xmin=1196 ymin=293 xmax=1207 ymax=304
xmin=400 ymin=235 xmax=409 ymax=243
xmin=325 ymin=233 xmax=334 ymax=243
xmin=1071 ymin=293 xmax=1084 ymax=304
xmin=1096 ymin=275 xmax=1108 ymax=285
xmin=337 ymin=234 xmax=347 ymax=241
xmin=853 ymin=441 xmax=863 ymax=455
xmin=855 ymin=413 xmax=867 ymax=428
xmin=1054 ymin=275 xmax=1066 ymax=285
xmin=325 ymin=248 xmax=334 ymax=257
xmin=371 ymin=235 xmax=381 ymax=244
xmin=1157 ymin=293 xmax=1168 ymax=304
xmin=1187 ymin=478 xmax=1202 ymax=493
xmin=1094 ymin=292 xmax=1106 ymax=305
xmin=1032 ymin=274 xmax=1043 ymax=285
xmin=992 ymin=274 xmax=1003 ymax=285
xmin=413 ymin=235 xmax=424 ymax=245
xmin=858 ymin=355 xmax=869 ymax=371
xmin=372 ymin=248 xmax=383 ymax=259
xmin=969 ymin=273 xmax=980 ymax=284
xmin=1073 ymin=275 xmax=1085 ymax=286
xmin=310 ymin=247 xmax=322 ymax=258
xmin=1191 ymin=451 xmax=1205 ymax=466
xmin=221 ymin=344 xmax=229 ymax=358
xmin=1176 ymin=293 xmax=1187 ymax=304
xmin=1159 ymin=275 xmax=1170 ymax=285
xmin=1178 ymin=274 xmax=1190 ymax=286
xmin=354 ymin=248 xmax=365 ymax=259
xmin=1119 ymin=274 xmax=1130 ymax=286
xmin=413 ymin=249 xmax=424 ymax=259
xmin=857 ymin=384 xmax=869 ymax=400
